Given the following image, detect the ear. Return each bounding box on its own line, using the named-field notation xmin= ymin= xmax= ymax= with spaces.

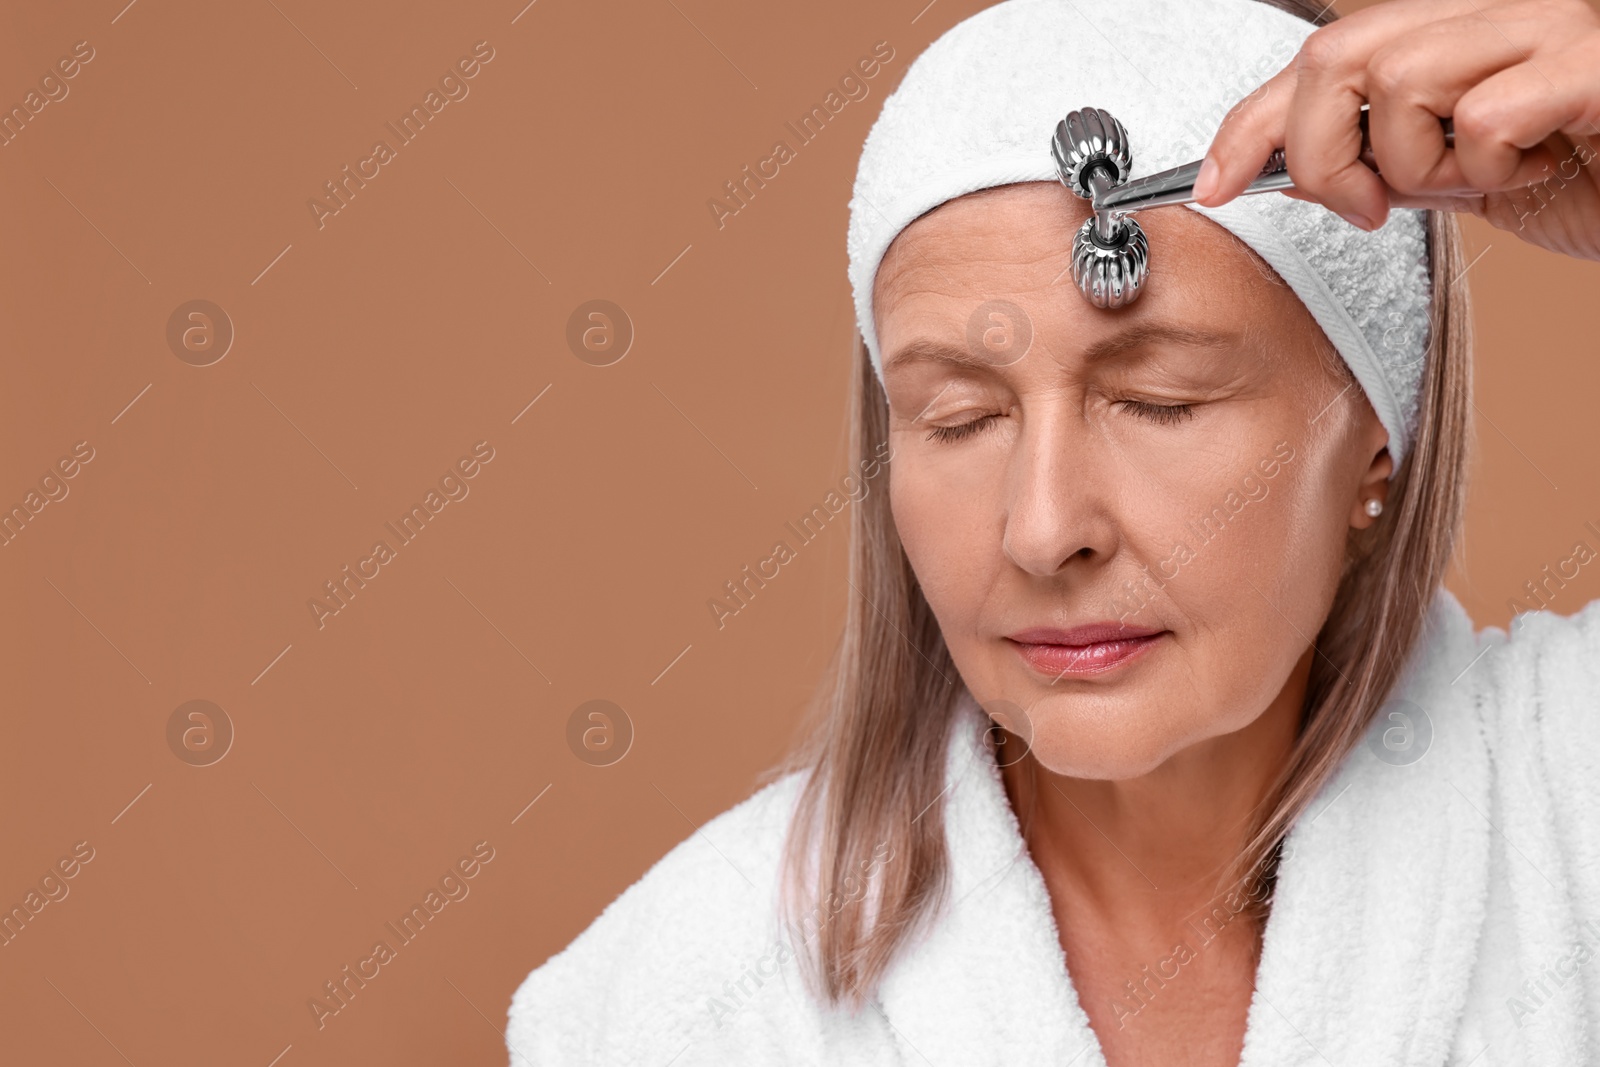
xmin=1350 ymin=445 xmax=1395 ymax=530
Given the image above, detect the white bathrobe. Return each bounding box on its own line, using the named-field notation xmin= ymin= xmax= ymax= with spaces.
xmin=505 ymin=588 xmax=1600 ymax=1065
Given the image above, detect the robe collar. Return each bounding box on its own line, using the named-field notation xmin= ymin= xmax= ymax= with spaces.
xmin=875 ymin=589 xmax=1499 ymax=1066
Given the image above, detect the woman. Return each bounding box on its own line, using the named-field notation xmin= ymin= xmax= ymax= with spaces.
xmin=507 ymin=0 xmax=1600 ymax=1064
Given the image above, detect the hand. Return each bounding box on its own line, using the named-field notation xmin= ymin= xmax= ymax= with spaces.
xmin=1192 ymin=0 xmax=1600 ymax=261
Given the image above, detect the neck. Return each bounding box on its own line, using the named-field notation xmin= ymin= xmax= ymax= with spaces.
xmin=997 ymin=644 xmax=1312 ymax=936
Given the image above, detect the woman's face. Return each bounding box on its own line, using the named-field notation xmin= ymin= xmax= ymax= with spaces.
xmin=874 ymin=181 xmax=1391 ymax=780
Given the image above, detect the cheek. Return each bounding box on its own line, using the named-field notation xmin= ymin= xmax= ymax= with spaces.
xmin=888 ymin=449 xmax=994 ymax=631
xmin=1152 ymin=445 xmax=1347 ymax=710
xmin=1251 ymin=443 xmax=1356 ymax=634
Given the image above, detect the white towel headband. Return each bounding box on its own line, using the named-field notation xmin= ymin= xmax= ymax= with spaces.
xmin=846 ymin=0 xmax=1433 ymax=472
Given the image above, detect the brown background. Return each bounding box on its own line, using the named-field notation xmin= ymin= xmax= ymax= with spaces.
xmin=1 ymin=0 xmax=1595 ymax=1063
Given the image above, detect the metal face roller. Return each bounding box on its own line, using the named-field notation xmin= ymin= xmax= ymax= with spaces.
xmin=1052 ymin=104 xmax=1456 ymax=309
xmin=1051 ymin=108 xmax=1148 ymax=309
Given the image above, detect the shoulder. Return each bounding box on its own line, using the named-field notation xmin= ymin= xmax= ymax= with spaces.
xmin=1468 ymin=593 xmax=1600 ymax=759
xmin=1442 ymin=594 xmax=1600 ymax=1052
xmin=1452 ymin=592 xmax=1600 ymax=903
xmin=1410 ymin=586 xmax=1600 ymax=749
xmin=505 ymin=766 xmax=815 ymax=1066
xmin=1398 ymin=589 xmax=1600 ymax=856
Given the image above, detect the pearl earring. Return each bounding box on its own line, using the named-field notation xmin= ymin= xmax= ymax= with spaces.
xmin=1365 ymin=498 xmax=1384 ymax=518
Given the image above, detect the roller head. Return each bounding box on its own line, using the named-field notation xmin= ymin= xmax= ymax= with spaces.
xmin=1071 ymin=214 xmax=1148 ymax=309
xmin=1051 ymin=107 xmax=1133 ymax=199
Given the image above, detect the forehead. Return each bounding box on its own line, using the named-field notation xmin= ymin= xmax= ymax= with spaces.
xmin=872 ymin=181 xmax=1306 ymax=362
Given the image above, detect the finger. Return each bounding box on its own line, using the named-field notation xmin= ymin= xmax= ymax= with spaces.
xmin=1365 ymin=13 xmax=1533 ymax=196
xmin=1286 ymin=25 xmax=1398 ymax=229
xmin=1452 ymin=43 xmax=1600 ymax=191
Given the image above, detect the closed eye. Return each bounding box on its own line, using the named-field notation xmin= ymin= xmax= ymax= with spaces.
xmin=926 ymin=414 xmax=1000 ymax=443
xmin=929 ymin=401 xmax=1194 ymax=441
xmin=1120 ymin=400 xmax=1195 ymax=425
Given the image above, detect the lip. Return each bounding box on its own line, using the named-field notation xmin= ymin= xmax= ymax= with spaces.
xmin=1005 ymin=623 xmax=1168 ymax=677
xmin=1008 ymin=623 xmax=1164 ymax=646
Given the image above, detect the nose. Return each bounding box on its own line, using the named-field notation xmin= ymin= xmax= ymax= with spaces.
xmin=1001 ymin=405 xmax=1119 ymax=577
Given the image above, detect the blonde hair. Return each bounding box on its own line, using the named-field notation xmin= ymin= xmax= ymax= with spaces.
xmin=759 ymin=0 xmax=1475 ymax=1011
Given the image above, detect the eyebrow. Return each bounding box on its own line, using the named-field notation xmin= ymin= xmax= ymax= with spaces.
xmin=882 ymin=322 xmax=1244 ymax=372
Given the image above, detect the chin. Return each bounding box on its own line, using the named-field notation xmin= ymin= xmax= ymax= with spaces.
xmin=990 ymin=686 xmax=1187 ymax=781
xmin=1017 ymin=713 xmax=1184 ymax=780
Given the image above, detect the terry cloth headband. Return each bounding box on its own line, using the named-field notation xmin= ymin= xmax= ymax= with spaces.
xmin=846 ymin=0 xmax=1433 ymax=473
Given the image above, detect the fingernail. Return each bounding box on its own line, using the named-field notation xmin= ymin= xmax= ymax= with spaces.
xmin=1339 ymin=210 xmax=1374 ymax=230
xmin=1194 ymin=155 xmax=1219 ymax=201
